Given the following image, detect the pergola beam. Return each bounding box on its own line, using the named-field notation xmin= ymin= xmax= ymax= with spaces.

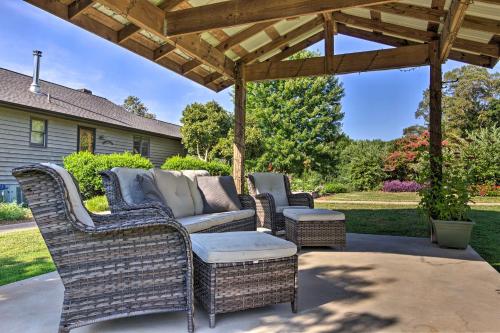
xmin=216 ymin=21 xmax=279 ymax=52
xmin=266 ymin=31 xmax=324 ymax=62
xmin=323 ymin=13 xmax=334 ymax=72
xmin=233 ymin=62 xmax=246 ymax=194
xmin=440 ymin=0 xmax=470 ymax=62
xmin=68 ymin=0 xmax=93 ymax=19
xmin=165 ymin=0 xmax=401 ymax=37
xmin=97 ymin=0 xmax=235 ymax=78
xmin=245 ymin=44 xmax=430 ymax=81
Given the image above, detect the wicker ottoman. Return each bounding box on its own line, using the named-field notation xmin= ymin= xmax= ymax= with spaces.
xmin=190 ymin=231 xmax=298 ymax=328
xmin=284 ymin=208 xmax=346 ymax=251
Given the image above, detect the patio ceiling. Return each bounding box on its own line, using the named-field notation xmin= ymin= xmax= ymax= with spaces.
xmin=25 ymin=0 xmax=500 ymax=92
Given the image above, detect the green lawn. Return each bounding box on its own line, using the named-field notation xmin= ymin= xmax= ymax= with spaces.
xmin=0 ymin=228 xmax=55 ymax=286
xmin=321 ymin=191 xmax=500 ymax=204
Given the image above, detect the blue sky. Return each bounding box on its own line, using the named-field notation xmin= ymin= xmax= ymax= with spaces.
xmin=1 ymin=2 xmax=496 ymax=140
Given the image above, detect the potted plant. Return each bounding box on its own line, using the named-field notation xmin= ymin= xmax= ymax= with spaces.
xmin=418 ymin=150 xmax=475 ymax=249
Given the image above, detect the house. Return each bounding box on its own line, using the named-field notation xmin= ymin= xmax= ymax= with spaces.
xmin=0 ymin=65 xmax=184 ymax=203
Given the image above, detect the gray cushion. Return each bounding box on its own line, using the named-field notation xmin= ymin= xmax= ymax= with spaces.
xmin=197 ymin=176 xmax=242 ymax=214
xmin=111 ymin=167 xmax=150 ymax=205
xmin=190 ymin=231 xmax=297 ymax=263
xmin=181 ymin=170 xmax=209 ymax=215
xmin=137 ymin=173 xmax=165 ymax=205
xmin=276 ymin=205 xmax=310 ymax=213
xmin=251 ymin=173 xmax=289 ymax=207
xmin=283 ymin=208 xmax=345 ymax=221
xmin=152 ymin=169 xmax=195 ymax=218
xmin=177 ymin=209 xmax=254 ymax=233
xmin=41 ymin=163 xmax=94 ymax=227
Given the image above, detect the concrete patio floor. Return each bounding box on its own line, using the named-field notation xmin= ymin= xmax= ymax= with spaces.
xmin=1 ymin=233 xmax=499 ymax=333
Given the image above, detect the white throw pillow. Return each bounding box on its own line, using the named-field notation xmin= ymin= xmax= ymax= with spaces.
xmin=41 ymin=163 xmax=94 ymax=227
xmin=152 ymin=169 xmax=195 ymax=218
xmin=252 ymin=172 xmax=289 ymax=207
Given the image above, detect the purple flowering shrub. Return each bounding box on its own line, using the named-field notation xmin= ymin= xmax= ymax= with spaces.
xmin=383 ymin=180 xmax=423 ymax=192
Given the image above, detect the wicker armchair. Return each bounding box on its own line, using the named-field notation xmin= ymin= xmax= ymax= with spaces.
xmin=247 ymin=173 xmax=314 ymax=235
xmin=101 ymin=169 xmax=256 ymax=233
xmin=13 ymin=164 xmax=194 ymax=333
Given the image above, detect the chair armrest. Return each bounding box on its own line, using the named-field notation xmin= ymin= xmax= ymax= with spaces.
xmin=288 ymin=192 xmax=314 ymax=208
xmin=238 ymin=194 xmax=256 ymax=211
xmin=254 ymin=193 xmax=276 ymax=212
xmin=90 ymin=205 xmax=176 ymax=227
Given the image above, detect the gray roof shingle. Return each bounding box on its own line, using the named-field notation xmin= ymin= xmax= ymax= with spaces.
xmin=0 ymin=68 xmax=181 ymax=139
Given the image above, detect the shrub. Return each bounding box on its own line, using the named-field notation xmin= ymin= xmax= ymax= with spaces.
xmin=383 ymin=180 xmax=423 ymax=192
xmin=84 ymin=195 xmax=109 ymax=213
xmin=323 ymin=182 xmax=349 ymax=194
xmin=64 ymin=151 xmax=153 ymax=199
xmin=0 ymin=203 xmax=31 ymax=221
xmin=161 ymin=155 xmax=231 ymax=176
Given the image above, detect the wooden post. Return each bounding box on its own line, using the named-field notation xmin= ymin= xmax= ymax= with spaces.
xmin=233 ymin=61 xmax=246 ymax=194
xmin=323 ymin=13 xmax=334 ymax=73
xmin=428 ymin=40 xmax=443 ymax=199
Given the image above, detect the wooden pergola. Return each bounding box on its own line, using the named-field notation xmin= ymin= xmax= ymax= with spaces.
xmin=27 ymin=0 xmax=499 ymax=192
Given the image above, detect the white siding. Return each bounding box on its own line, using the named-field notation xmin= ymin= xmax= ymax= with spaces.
xmin=0 ymin=106 xmax=184 ymax=185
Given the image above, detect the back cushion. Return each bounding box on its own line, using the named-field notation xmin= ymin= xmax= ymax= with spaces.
xmin=137 ymin=173 xmax=166 ymax=205
xmin=182 ymin=170 xmax=209 ymax=215
xmin=111 ymin=167 xmax=150 ymax=205
xmin=252 ymin=173 xmax=289 ymax=207
xmin=41 ymin=163 xmax=94 ymax=227
xmin=152 ymin=169 xmax=195 ymax=218
xmin=197 ymin=176 xmax=242 ymax=214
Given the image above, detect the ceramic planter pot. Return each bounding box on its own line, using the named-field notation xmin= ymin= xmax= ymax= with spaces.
xmin=431 ymin=218 xmax=474 ymax=250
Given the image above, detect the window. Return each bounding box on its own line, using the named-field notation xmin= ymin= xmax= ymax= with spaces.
xmin=133 ymin=136 xmax=150 ymax=157
xmin=78 ymin=126 xmax=95 ymax=153
xmin=30 ymin=117 xmax=47 ymax=147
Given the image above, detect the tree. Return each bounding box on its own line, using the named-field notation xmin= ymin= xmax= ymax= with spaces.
xmin=416 ymin=66 xmax=499 ymax=138
xmin=180 ymin=101 xmax=232 ymax=161
xmin=245 ymin=50 xmax=345 ymax=176
xmin=122 ymin=96 xmax=156 ymax=119
xmin=384 ymin=131 xmax=430 ymax=181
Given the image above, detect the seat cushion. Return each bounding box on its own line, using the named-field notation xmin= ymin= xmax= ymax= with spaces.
xmin=276 ymin=205 xmax=310 ymax=213
xmin=191 ymin=231 xmax=297 ymax=263
xmin=41 ymin=163 xmax=94 ymax=227
xmin=111 ymin=167 xmax=151 ymax=205
xmin=182 ymin=170 xmax=209 ymax=215
xmin=252 ymin=173 xmax=289 ymax=207
xmin=197 ymin=176 xmax=242 ymax=214
xmin=152 ymin=169 xmax=195 ymax=218
xmin=177 ymin=209 xmax=254 ymax=233
xmin=283 ymin=208 xmax=345 ymax=222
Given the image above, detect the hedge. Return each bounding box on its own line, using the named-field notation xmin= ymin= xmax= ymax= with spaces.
xmin=161 ymin=155 xmax=231 ymax=176
xmin=64 ymin=151 xmax=153 ymax=199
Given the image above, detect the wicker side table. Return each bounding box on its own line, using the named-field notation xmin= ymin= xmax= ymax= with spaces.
xmin=191 ymin=232 xmax=298 ymax=328
xmin=284 ymin=209 xmax=346 ymax=251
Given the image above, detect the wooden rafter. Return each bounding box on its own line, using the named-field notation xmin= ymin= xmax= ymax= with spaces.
xmin=96 ymin=0 xmax=235 ymax=78
xmin=323 ymin=13 xmax=334 ymax=72
xmin=117 ymin=23 xmax=141 ymax=43
xmin=336 ymin=23 xmax=496 ymax=68
xmin=440 ymin=0 xmax=470 ymax=62
xmin=266 ymin=31 xmax=324 ymax=62
xmin=239 ymin=16 xmax=324 ymax=64
xmin=164 ymin=0 xmax=401 ymax=36
xmin=428 ymin=0 xmax=446 ymax=32
xmin=245 ymin=44 xmax=430 ymax=81
xmin=158 ymin=0 xmax=184 ymax=11
xmin=216 ymin=21 xmax=279 ymax=52
xmin=68 ymin=0 xmax=93 ymax=19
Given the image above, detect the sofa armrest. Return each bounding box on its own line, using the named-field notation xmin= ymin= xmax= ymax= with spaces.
xmin=238 ymin=194 xmax=256 ymax=211
xmin=288 ymin=192 xmax=314 ymax=208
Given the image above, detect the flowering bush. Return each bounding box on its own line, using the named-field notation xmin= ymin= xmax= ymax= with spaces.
xmin=383 ymin=180 xmax=423 ymax=192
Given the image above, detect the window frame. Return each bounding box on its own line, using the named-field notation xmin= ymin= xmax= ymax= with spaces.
xmin=77 ymin=126 xmax=96 ymax=153
xmin=133 ymin=135 xmax=150 ymax=158
xmin=29 ymin=117 xmax=48 ymax=148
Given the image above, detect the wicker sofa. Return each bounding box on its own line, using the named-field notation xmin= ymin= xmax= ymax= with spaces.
xmin=13 ymin=163 xmax=194 ymax=333
xmin=247 ymin=172 xmax=314 ymax=235
xmin=101 ymin=168 xmax=256 ymax=233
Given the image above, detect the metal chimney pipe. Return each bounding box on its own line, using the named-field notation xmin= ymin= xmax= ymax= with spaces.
xmin=29 ymin=50 xmax=42 ymax=94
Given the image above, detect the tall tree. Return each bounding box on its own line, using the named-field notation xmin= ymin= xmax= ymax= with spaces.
xmin=180 ymin=101 xmax=232 ymax=161
xmin=416 ymin=66 xmax=499 ymax=138
xmin=245 ymin=50 xmax=345 ymax=176
xmin=122 ymin=96 xmax=156 ymax=119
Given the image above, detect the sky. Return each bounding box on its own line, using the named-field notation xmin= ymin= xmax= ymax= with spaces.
xmin=0 ymin=1 xmax=497 ymax=141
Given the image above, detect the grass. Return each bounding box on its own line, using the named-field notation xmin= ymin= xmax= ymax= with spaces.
xmin=84 ymin=195 xmax=109 ymax=212
xmin=0 ymin=228 xmax=55 ymax=286
xmin=321 ymin=191 xmax=500 ymax=204
xmin=0 ymin=203 xmax=32 ymax=223
xmin=317 ymin=202 xmax=500 ymax=272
